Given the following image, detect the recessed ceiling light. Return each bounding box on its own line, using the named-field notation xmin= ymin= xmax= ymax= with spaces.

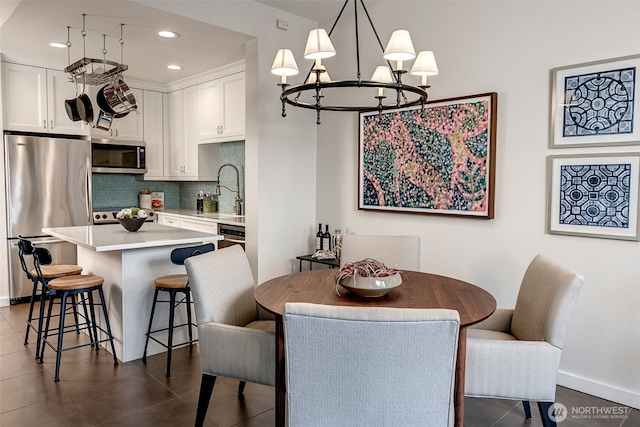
xmin=159 ymin=30 xmax=180 ymax=38
xmin=50 ymin=42 xmax=67 ymax=49
xmin=167 ymin=65 xmax=182 ymax=70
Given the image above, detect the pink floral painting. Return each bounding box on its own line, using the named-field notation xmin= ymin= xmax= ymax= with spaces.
xmin=359 ymin=93 xmax=497 ymax=218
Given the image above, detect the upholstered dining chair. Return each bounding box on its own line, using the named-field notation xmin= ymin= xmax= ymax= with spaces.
xmin=184 ymin=245 xmax=276 ymax=427
xmin=283 ymin=302 xmax=460 ymax=427
xmin=339 ymin=234 xmax=421 ymax=270
xmin=465 ymin=254 xmax=584 ymax=427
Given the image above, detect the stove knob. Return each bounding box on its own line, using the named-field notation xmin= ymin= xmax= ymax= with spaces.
xmin=102 ymin=214 xmax=108 ymax=219
xmin=94 ymin=214 xmax=100 ymax=220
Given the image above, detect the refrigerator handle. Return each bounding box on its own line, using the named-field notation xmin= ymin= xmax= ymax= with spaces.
xmin=86 ymin=157 xmax=92 ymax=223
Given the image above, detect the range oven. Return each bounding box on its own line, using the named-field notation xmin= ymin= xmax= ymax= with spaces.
xmin=218 ymin=224 xmax=245 ymax=250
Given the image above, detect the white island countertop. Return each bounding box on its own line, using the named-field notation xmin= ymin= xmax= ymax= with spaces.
xmin=44 ymin=223 xmax=223 ymax=252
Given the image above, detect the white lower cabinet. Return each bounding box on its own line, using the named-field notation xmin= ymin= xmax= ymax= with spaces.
xmin=156 ymin=213 xmax=219 ymax=247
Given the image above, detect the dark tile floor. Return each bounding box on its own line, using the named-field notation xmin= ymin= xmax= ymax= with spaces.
xmin=0 ymin=302 xmax=637 ymax=426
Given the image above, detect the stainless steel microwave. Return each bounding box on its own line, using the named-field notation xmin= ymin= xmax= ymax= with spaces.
xmin=91 ymin=139 xmax=147 ymax=174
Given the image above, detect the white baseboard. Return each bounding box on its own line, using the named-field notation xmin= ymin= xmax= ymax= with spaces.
xmin=0 ymin=297 xmax=10 ymax=307
xmin=557 ymin=371 xmax=640 ymax=409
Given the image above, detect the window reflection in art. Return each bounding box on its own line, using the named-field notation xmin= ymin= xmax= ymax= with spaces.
xmin=361 ymin=100 xmax=491 ymax=213
xmin=563 ymin=67 xmax=636 ymax=137
xmin=559 ymin=163 xmax=631 ymax=228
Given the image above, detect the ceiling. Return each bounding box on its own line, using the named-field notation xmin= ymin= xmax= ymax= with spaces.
xmin=0 ymin=1 xmax=395 ymax=86
xmin=0 ymin=1 xmax=255 ymax=85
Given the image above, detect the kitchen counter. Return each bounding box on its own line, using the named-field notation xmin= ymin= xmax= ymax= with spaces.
xmin=44 ymin=223 xmax=223 ymax=252
xmin=157 ymin=209 xmax=245 ymax=226
xmin=43 ymin=223 xmax=221 ymax=362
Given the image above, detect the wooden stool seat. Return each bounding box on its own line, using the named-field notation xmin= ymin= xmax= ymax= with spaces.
xmin=30 ymin=264 xmax=83 ymax=279
xmin=154 ymin=274 xmax=189 ymax=289
xmin=48 ymin=275 xmax=104 ymax=291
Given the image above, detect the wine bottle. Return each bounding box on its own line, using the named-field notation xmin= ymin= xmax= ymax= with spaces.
xmin=316 ymin=223 xmax=323 ymax=251
xmin=322 ymin=224 xmax=331 ymax=251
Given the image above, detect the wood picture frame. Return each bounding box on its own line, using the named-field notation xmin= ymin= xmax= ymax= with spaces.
xmin=547 ymin=153 xmax=640 ymax=241
xmin=358 ymin=92 xmax=497 ymax=218
xmin=550 ymin=54 xmax=640 ymax=148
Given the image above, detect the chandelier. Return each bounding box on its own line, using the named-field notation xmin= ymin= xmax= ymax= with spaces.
xmin=271 ymin=0 xmax=438 ymax=124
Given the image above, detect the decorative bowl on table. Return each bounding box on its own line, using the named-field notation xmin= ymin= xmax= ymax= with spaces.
xmin=334 ymin=258 xmax=402 ymax=297
xmin=116 ymin=207 xmax=148 ymax=232
xmin=117 ymin=217 xmax=146 ymax=232
xmin=338 ymin=272 xmax=402 ymax=297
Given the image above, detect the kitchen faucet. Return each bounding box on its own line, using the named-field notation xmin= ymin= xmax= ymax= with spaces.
xmin=215 ymin=163 xmax=243 ymax=215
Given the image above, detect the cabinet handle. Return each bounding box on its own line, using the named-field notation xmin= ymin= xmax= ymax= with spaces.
xmin=43 ymin=120 xmax=47 ymax=130
xmin=50 ymin=120 xmax=54 ymax=129
xmin=115 ymin=129 xmax=119 ymax=137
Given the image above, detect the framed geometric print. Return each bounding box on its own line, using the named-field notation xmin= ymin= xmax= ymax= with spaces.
xmin=547 ymin=153 xmax=640 ymax=241
xmin=550 ymin=55 xmax=640 ymax=148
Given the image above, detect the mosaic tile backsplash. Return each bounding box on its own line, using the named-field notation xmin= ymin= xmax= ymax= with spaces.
xmin=92 ymin=140 xmax=245 ymax=213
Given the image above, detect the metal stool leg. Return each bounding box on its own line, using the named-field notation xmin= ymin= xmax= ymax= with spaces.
xmin=185 ymin=289 xmax=195 ymax=348
xmin=53 ymin=291 xmax=68 ymax=382
xmin=71 ymin=295 xmax=80 ymax=334
xmin=143 ymin=288 xmax=160 ymax=361
xmin=166 ymin=289 xmax=177 ymax=377
xmin=23 ymin=278 xmax=40 ymax=345
xmin=97 ymin=287 xmax=118 ymax=366
xmin=87 ymin=291 xmax=100 ymax=352
xmin=79 ymin=293 xmax=95 ymax=346
xmin=34 ymin=281 xmax=49 ymax=358
xmin=39 ymin=290 xmax=56 ymax=364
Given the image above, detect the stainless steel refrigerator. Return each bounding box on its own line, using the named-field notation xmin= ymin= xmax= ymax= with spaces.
xmin=4 ymin=132 xmax=92 ymax=304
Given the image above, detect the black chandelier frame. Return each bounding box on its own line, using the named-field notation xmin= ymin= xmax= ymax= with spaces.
xmin=277 ymin=0 xmax=430 ymax=124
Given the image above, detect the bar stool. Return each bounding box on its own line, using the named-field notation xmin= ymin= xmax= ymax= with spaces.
xmin=143 ymin=243 xmax=215 ymax=377
xmin=35 ymin=248 xmax=119 ymax=382
xmin=17 ymin=238 xmax=84 ymax=358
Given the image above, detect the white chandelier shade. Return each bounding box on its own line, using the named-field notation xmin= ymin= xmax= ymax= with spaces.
xmin=411 ymin=50 xmax=439 ymax=86
xmin=271 ymin=49 xmax=299 ymax=84
xmin=304 ymin=29 xmax=336 ymax=60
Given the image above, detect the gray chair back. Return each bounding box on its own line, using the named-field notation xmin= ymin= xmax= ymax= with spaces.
xmin=511 ymin=254 xmax=584 ymax=348
xmin=339 ymin=234 xmax=421 ymax=270
xmin=185 ymin=245 xmax=257 ymax=327
xmin=283 ymin=303 xmax=459 ymax=427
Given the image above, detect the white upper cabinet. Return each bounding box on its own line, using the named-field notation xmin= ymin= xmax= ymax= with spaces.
xmin=2 ymin=62 xmax=89 ymax=135
xmin=142 ymin=90 xmax=164 ymax=178
xmin=197 ymin=72 xmax=245 ymax=142
xmin=90 ymin=87 xmax=144 ymax=141
xmin=164 ymin=87 xmax=199 ymax=178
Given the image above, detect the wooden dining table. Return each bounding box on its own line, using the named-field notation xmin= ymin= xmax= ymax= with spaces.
xmin=254 ymin=268 xmax=497 ymax=427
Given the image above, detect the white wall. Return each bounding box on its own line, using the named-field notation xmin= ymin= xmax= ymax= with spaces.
xmin=315 ymin=1 xmax=640 ymax=408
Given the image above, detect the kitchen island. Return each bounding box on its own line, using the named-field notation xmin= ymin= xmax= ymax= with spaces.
xmin=43 ymin=223 xmax=223 ymax=362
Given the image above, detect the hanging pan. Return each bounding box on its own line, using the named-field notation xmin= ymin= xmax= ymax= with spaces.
xmin=97 ymin=84 xmax=129 ymax=118
xmin=64 ymin=77 xmax=82 ymax=122
xmin=76 ymin=74 xmax=93 ymax=125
